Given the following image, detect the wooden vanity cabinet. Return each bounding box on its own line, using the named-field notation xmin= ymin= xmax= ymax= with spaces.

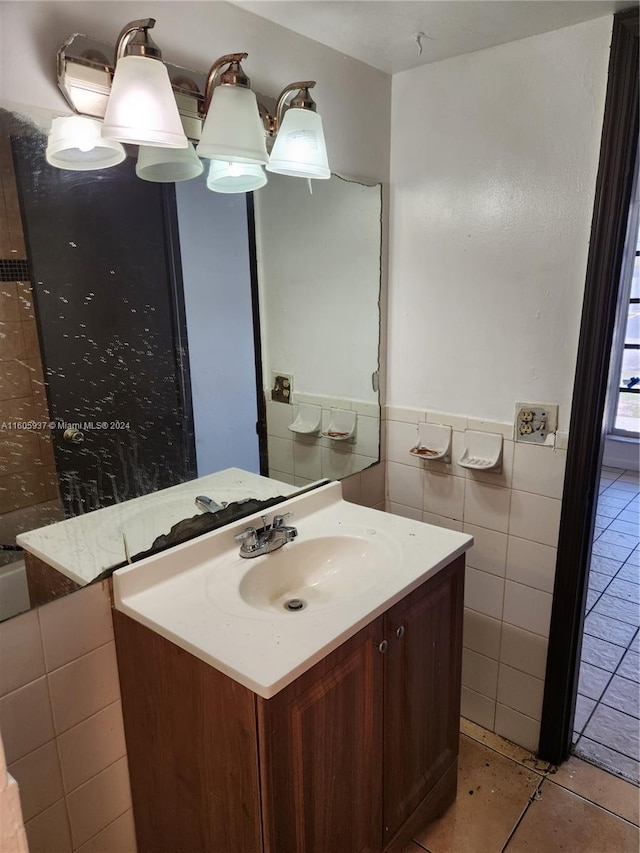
xmin=114 ymin=556 xmax=464 ymax=853
xmin=383 ymin=557 xmax=464 ymax=850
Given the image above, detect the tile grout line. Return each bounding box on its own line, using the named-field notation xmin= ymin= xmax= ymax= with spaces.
xmin=545 ymin=767 xmax=640 ymax=825
xmin=499 ymin=775 xmax=546 ymax=852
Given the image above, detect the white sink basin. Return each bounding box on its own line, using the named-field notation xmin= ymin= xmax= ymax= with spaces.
xmin=237 ymin=535 xmax=391 ymax=613
xmin=114 ymin=479 xmax=473 ymax=698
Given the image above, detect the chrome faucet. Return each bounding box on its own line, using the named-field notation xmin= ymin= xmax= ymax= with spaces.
xmin=235 ymin=512 xmax=297 ymax=558
xmin=195 ymin=495 xmax=227 ymax=514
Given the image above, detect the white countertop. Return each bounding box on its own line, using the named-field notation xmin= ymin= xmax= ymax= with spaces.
xmin=114 ymin=481 xmax=473 ymax=699
xmin=16 ymin=468 xmax=297 ymax=586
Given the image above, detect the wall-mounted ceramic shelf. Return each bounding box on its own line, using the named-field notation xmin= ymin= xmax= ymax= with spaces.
xmin=409 ymin=423 xmax=452 ymax=462
xmin=322 ymin=408 xmax=357 ymax=442
xmin=288 ymin=403 xmax=322 ymax=435
xmin=458 ymin=430 xmax=503 ymax=472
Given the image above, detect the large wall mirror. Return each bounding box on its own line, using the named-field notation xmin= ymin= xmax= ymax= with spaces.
xmin=0 ymin=103 xmax=382 ymax=622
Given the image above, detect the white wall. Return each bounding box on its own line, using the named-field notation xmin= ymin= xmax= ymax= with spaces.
xmin=385 ymin=18 xmax=614 ymax=750
xmin=0 ymin=1 xmax=390 ymax=184
xmin=388 ymin=17 xmax=612 ymax=431
xmin=255 ymin=173 xmax=381 ymax=402
xmin=175 ymin=178 xmax=260 ymax=476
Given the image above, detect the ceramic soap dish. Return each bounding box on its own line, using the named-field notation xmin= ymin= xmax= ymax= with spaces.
xmin=458 ymin=430 xmax=502 ymax=472
xmin=288 ymin=403 xmax=322 ymax=435
xmin=409 ymin=423 xmax=452 ymax=462
xmin=322 ymin=408 xmax=357 ymax=442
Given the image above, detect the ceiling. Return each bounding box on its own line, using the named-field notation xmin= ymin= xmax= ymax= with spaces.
xmin=233 ymin=0 xmax=629 ymax=74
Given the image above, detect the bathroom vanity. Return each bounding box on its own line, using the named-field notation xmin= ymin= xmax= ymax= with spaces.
xmin=112 ymin=480 xmax=472 ymax=853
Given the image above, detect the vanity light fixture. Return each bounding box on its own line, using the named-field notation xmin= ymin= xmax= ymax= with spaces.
xmin=136 ymin=142 xmax=204 ymax=183
xmin=206 ymin=160 xmax=267 ymax=194
xmin=102 ymin=19 xmax=188 ymax=149
xmin=196 ymin=54 xmax=268 ymax=165
xmin=265 ymin=82 xmax=330 ymax=180
xmin=45 ymin=115 xmax=126 ymax=170
xmin=52 ymin=27 xmax=331 ymax=185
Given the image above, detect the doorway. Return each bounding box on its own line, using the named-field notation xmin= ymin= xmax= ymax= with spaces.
xmin=538 ymin=8 xmax=639 ymax=766
xmin=572 ymin=188 xmax=639 ymax=782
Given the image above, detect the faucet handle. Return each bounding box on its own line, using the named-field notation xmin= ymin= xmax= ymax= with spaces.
xmin=234 ymin=526 xmax=258 ymax=546
xmin=272 ymin=512 xmax=294 ymax=529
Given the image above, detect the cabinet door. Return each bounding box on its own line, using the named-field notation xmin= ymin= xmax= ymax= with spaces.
xmin=383 ymin=557 xmax=464 ymax=841
xmin=114 ymin=611 xmax=263 ymax=853
xmin=258 ymin=616 xmax=385 ymax=853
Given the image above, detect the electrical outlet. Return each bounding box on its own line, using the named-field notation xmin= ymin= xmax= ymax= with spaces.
xmin=515 ymin=402 xmax=558 ymax=444
xmin=271 ymin=372 xmax=293 ymax=404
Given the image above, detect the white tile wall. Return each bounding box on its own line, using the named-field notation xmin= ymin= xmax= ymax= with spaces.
xmin=423 ymin=472 xmax=465 ymax=521
xmin=0 ymin=582 xmax=136 ymax=853
xmin=496 ymin=664 xmax=545 ymax=721
xmin=509 ymin=491 xmax=562 ymax=547
xmin=465 ymin=568 xmax=505 ymax=621
xmin=506 ymin=536 xmax=557 ymax=594
xmin=383 ymin=404 xmax=568 ymax=751
xmin=464 ymin=523 xmax=508 ymax=577
xmin=460 ymin=686 xmax=496 ymax=731
xmin=503 ymin=581 xmax=553 ymax=638
xmin=462 ymin=648 xmax=499 ymax=698
xmin=494 ymin=703 xmax=541 ymax=754
xmin=464 ymin=481 xmax=511 ymax=534
xmin=463 ymin=609 xmax=502 ymax=659
xmin=266 ymin=395 xmax=380 ymax=484
xmin=499 ymin=623 xmax=549 ymax=681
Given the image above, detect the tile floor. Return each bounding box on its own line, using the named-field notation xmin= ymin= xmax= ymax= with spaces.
xmin=402 ymin=719 xmax=639 ymax=853
xmin=574 ymin=467 xmax=640 ymax=784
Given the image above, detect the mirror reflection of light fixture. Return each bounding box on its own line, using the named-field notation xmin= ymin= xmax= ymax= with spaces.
xmin=196 ymin=53 xmax=268 ymax=165
xmin=102 ymin=18 xmax=188 ymax=149
xmin=45 ymin=115 xmax=126 ymax=170
xmin=136 ymin=143 xmax=203 ymax=183
xmin=266 ymin=82 xmax=330 ymax=180
xmin=206 ymin=160 xmax=267 ymax=194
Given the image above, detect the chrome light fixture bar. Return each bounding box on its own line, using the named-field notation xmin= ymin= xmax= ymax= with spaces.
xmin=57 ymin=32 xmax=206 ymax=141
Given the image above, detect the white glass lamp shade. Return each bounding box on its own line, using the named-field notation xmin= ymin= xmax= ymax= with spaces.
xmin=266 ymin=108 xmax=330 ymax=179
xmin=136 ymin=143 xmax=203 ymax=183
xmin=102 ymin=55 xmax=188 ymax=149
xmin=196 ymin=85 xmax=268 ymax=165
xmin=206 ymin=160 xmax=267 ymax=194
xmin=46 ymin=116 xmax=126 ymax=171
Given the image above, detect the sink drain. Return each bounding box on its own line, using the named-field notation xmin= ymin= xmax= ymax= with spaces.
xmin=284 ymin=598 xmax=306 ymax=612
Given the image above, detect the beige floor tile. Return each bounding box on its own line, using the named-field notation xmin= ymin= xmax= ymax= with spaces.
xmin=414 ymin=736 xmax=541 ymax=853
xmin=505 ymin=779 xmax=639 ymax=852
xmin=460 ymin=717 xmax=549 ymax=772
xmin=550 ymin=755 xmax=639 ymax=826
